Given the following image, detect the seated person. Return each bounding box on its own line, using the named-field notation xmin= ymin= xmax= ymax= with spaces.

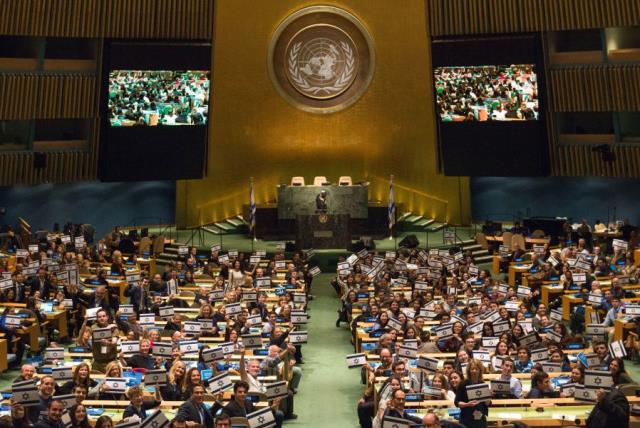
xmin=527 ymin=371 xmax=559 ymax=398
xmin=176 ymin=384 xmax=219 ymax=428
xmin=34 ymin=400 xmax=65 ymax=428
xmin=122 ymin=385 xmax=162 ymax=421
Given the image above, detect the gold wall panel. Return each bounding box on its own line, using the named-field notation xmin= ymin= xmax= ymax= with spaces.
xmin=0 ymin=0 xmax=212 ymax=39
xmin=554 ymin=145 xmax=640 ymax=178
xmin=176 ymin=0 xmax=470 ymax=228
xmin=428 ymin=0 xmax=640 ymax=36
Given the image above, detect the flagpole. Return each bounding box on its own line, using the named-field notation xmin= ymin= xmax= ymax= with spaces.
xmin=250 ymin=177 xmax=257 ymax=253
xmin=388 ymin=174 xmax=395 ymax=241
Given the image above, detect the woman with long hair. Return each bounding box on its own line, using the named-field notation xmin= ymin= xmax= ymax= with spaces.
xmin=88 ymin=361 xmax=126 ymax=400
xmin=610 ymin=357 xmax=633 ymax=385
xmin=430 ymin=373 xmax=456 ymax=401
xmin=94 ymin=416 xmax=114 ymax=428
xmin=69 ymin=404 xmax=90 ymax=428
xmin=455 ymin=359 xmax=490 ymax=428
xmin=180 ymin=367 xmax=202 ymax=400
xmin=160 ymin=360 xmax=186 ymax=401
xmin=59 ymin=363 xmax=97 ymax=395
xmin=11 ymin=401 xmax=32 ymax=428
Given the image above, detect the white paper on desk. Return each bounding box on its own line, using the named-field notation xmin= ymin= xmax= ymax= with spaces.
xmin=45 ymin=347 xmax=65 ymax=360
xmin=141 ymin=410 xmax=169 ymax=428
xmin=85 ymin=307 xmax=100 ymax=321
xmin=346 ymin=352 xmax=367 ymax=368
xmin=202 ymin=347 xmax=224 ymax=363
xmin=208 ymin=371 xmax=233 ymax=393
xmin=144 ymin=369 xmax=167 ymax=387
xmin=51 ymin=367 xmax=73 ymax=382
xmin=12 ymin=380 xmax=39 ymax=406
xmin=466 ymin=382 xmax=492 ymax=402
xmin=104 ymin=377 xmax=127 ymax=393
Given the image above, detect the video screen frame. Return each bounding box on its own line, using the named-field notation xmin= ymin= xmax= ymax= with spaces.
xmin=434 ymin=64 xmax=539 ymax=122
xmin=108 ymin=69 xmax=210 ymax=127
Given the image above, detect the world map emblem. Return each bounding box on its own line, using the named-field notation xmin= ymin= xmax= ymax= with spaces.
xmin=269 ymin=6 xmax=375 ymax=113
xmin=286 ymin=31 xmax=358 ymax=99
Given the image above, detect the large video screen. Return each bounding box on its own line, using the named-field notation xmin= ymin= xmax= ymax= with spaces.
xmin=108 ymin=70 xmax=209 ymax=127
xmin=99 ymin=42 xmax=211 ymax=182
xmin=435 ymin=64 xmax=538 ymax=122
xmin=431 ymin=35 xmax=549 ymax=177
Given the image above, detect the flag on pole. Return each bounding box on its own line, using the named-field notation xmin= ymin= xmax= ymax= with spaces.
xmin=249 ymin=178 xmax=256 ymax=232
xmin=388 ymin=175 xmax=396 ymax=232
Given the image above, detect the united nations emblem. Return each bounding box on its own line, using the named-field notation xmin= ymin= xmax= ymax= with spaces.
xmin=269 ymin=6 xmax=375 ymax=113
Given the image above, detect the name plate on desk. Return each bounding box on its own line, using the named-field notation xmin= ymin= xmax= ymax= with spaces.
xmin=313 ymin=230 xmax=333 ymax=238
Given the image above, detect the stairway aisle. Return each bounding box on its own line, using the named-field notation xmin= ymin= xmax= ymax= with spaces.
xmin=287 ymin=273 xmax=362 ymax=427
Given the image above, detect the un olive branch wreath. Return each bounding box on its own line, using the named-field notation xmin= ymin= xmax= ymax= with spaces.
xmin=288 ymin=41 xmax=355 ymax=95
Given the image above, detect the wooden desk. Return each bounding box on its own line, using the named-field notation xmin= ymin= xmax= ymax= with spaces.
xmin=0 ymin=339 xmax=7 ymax=372
xmin=541 ymin=284 xmax=564 ymax=307
xmin=46 ymin=310 xmax=69 ymax=340
xmin=614 ymin=318 xmax=636 ymax=342
xmin=509 ymin=264 xmax=531 ymax=286
xmin=561 ymin=294 xmax=583 ymax=321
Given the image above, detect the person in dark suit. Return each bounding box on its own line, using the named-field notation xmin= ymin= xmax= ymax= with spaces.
xmin=176 ymin=384 xmax=221 ymax=428
xmin=586 ymin=386 xmax=630 ymax=428
xmin=28 ymin=268 xmax=53 ymax=299
xmin=79 ymin=286 xmax=119 ymax=318
xmin=122 ymin=386 xmax=162 ymax=421
xmin=124 ymin=278 xmax=148 ymax=314
xmin=315 ymin=190 xmax=328 ymax=210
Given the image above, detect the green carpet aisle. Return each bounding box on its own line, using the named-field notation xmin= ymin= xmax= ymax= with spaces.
xmin=286 ymin=273 xmax=361 ymax=427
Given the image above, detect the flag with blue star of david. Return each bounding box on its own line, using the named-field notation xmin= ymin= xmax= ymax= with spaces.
xmin=584 ymin=369 xmax=613 ymax=390
xmin=141 ymin=410 xmax=170 ymax=428
xmin=144 ymin=369 xmax=167 ymax=387
xmin=466 ymin=382 xmax=492 ymax=402
xmin=208 ymin=371 xmax=233 ymax=394
xmin=346 ymin=352 xmax=366 ymax=368
xmin=247 ymin=407 xmax=275 ymax=428
xmin=265 ymin=380 xmax=289 ymax=399
xmin=381 ymin=415 xmax=411 ymax=428
xmin=12 ymin=379 xmax=39 ymax=406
